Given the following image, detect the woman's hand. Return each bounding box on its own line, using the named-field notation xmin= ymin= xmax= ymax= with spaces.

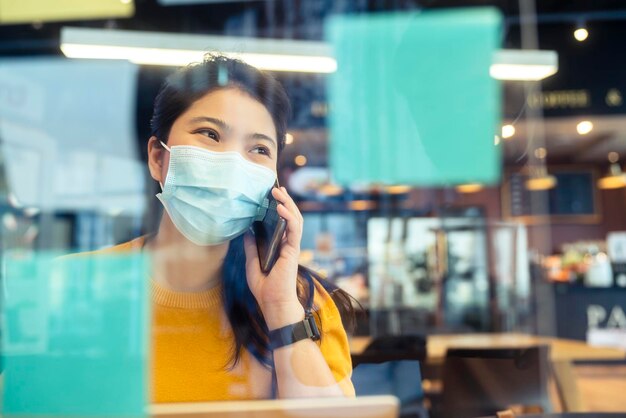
xmin=243 ymin=187 xmax=305 ymax=330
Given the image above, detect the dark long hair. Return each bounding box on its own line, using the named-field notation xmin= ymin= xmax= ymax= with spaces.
xmin=148 ymin=54 xmax=356 ymax=368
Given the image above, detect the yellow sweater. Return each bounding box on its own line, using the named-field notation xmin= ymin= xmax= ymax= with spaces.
xmin=102 ymin=236 xmax=355 ymax=403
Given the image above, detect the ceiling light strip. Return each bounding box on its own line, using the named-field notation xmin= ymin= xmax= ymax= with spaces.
xmin=61 ymin=27 xmax=558 ymax=79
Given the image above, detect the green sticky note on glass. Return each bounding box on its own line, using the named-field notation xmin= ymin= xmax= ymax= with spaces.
xmin=1 ymin=252 xmax=150 ymax=418
xmin=326 ymin=8 xmax=502 ymax=186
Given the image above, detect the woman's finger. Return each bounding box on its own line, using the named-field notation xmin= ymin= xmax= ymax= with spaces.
xmin=281 ymin=187 xmax=304 ymax=223
xmin=272 ymin=188 xmax=303 ymax=233
xmin=276 ymin=203 xmax=302 ymax=251
xmin=272 ymin=188 xmax=303 ymax=226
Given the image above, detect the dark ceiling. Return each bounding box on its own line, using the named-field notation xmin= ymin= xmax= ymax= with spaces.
xmin=1 ymin=0 xmax=626 ymax=56
xmin=2 ymin=0 xmax=626 ymax=168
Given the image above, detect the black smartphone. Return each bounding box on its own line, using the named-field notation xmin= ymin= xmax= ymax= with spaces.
xmin=252 ymin=185 xmax=287 ymax=273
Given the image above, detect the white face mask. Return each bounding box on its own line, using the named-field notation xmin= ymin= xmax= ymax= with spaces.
xmin=156 ymin=142 xmax=276 ymax=246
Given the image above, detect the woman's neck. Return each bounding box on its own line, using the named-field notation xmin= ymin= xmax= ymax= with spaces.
xmin=147 ymin=215 xmax=230 ymax=293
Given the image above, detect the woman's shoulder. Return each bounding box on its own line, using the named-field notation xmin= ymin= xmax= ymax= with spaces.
xmin=99 ymin=236 xmax=147 ymax=253
xmin=70 ymin=236 xmax=146 ymax=257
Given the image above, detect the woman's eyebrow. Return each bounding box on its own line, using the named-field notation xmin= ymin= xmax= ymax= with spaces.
xmin=188 ymin=116 xmax=231 ymax=133
xmin=248 ymin=133 xmax=277 ymax=150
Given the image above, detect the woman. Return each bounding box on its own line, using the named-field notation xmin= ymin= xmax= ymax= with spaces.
xmin=107 ymin=55 xmax=356 ymax=402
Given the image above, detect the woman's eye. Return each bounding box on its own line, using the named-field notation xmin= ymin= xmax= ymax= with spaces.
xmin=251 ymin=146 xmax=271 ymax=157
xmin=196 ymin=129 xmax=219 ymax=141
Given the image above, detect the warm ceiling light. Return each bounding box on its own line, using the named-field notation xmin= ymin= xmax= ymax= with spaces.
xmin=294 ymin=155 xmax=307 ymax=166
xmin=490 ymin=49 xmax=558 ymax=81
xmin=318 ymin=184 xmax=343 ymax=196
xmin=456 ymin=183 xmax=484 ymax=193
xmin=526 ymin=174 xmax=557 ymax=191
xmin=534 ymin=147 xmax=547 ymax=159
xmin=598 ymin=163 xmax=626 ymax=190
xmin=576 ymin=120 xmax=593 ymax=135
xmin=60 ymin=27 xmax=337 ymax=73
xmin=525 ymin=166 xmax=557 ymax=191
xmin=574 ymin=28 xmax=589 ymax=42
xmin=349 ymin=200 xmax=375 ymax=211
xmin=598 ymin=174 xmax=626 ymax=189
xmin=386 ymin=185 xmax=411 ymax=194
xmin=285 ymin=133 xmax=294 ymax=145
xmin=501 ymin=124 xmax=515 ymax=139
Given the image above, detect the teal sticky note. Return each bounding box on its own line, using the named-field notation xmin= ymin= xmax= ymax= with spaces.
xmin=326 ymin=8 xmax=502 ymax=186
xmin=1 ymin=251 xmax=150 ymax=418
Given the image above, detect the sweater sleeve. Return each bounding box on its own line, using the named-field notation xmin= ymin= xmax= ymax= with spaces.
xmin=312 ymin=282 xmax=356 ymax=397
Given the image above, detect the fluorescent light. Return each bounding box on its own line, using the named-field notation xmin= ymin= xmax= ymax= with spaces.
xmin=62 ymin=28 xmax=556 ymax=80
xmin=490 ymin=49 xmax=558 ymax=81
xmin=60 ymin=27 xmax=336 ymax=73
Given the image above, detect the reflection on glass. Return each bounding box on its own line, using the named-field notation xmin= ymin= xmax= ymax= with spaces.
xmin=327 ymin=8 xmax=502 ymax=186
xmin=2 ymin=252 xmax=150 ymax=417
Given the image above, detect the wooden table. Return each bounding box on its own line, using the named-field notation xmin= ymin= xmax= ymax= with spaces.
xmin=350 ymin=333 xmax=626 ymax=412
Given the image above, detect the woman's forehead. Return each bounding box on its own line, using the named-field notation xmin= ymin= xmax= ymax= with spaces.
xmin=182 ymin=88 xmax=277 ymax=137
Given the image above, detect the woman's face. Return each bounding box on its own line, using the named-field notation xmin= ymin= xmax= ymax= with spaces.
xmin=148 ymin=87 xmax=279 ymax=184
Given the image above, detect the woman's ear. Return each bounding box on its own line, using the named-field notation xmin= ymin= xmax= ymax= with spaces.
xmin=147 ymin=136 xmax=167 ymax=183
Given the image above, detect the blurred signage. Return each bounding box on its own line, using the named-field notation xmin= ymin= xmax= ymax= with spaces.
xmin=503 ymin=168 xmax=599 ymax=223
xmin=554 ymin=284 xmax=626 ymax=341
xmin=587 ymin=304 xmax=626 ymax=329
xmin=525 ymin=88 xmax=624 ymax=111
xmin=503 ymin=19 xmax=626 ymax=118
xmin=506 ymin=86 xmax=626 ymax=118
xmin=0 ymin=0 xmax=133 ymax=24
xmin=527 ymin=89 xmax=590 ymax=110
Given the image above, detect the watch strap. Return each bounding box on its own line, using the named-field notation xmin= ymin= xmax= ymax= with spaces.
xmin=269 ymin=313 xmax=320 ymax=350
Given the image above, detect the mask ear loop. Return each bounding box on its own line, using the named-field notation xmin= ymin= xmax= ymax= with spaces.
xmin=158 ymin=140 xmax=171 ymax=190
xmin=159 ymin=140 xmax=171 ymax=152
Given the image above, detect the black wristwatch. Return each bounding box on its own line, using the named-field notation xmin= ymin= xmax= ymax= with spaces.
xmin=269 ymin=312 xmax=321 ymax=350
